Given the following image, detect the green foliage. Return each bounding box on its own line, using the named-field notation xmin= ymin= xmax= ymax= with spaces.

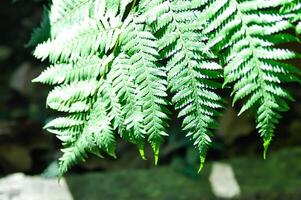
xmin=197 ymin=0 xmax=301 ymax=157
xmin=281 ymin=0 xmax=301 ymax=34
xmin=31 ymin=0 xmax=301 ymax=175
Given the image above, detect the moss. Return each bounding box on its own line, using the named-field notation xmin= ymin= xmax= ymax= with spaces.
xmin=66 ymin=147 xmax=301 ymax=200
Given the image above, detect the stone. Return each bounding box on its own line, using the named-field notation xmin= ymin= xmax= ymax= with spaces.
xmin=209 ymin=162 xmax=240 ymax=199
xmin=0 ymin=173 xmax=73 ymax=200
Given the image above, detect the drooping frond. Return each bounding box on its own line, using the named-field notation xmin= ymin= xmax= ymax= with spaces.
xmin=200 ymin=0 xmax=301 ymax=156
xmin=120 ymin=14 xmax=169 ymax=162
xmin=146 ymin=0 xmax=223 ymax=170
xmin=107 ymin=53 xmax=146 ymax=156
xmin=32 ymin=0 xmax=136 ymax=174
xmin=31 ymin=0 xmax=301 ymax=175
xmin=98 ymin=79 xmax=125 ymax=133
xmin=52 ymin=95 xmax=116 ymax=175
xmin=42 ymin=76 xmax=125 ymax=175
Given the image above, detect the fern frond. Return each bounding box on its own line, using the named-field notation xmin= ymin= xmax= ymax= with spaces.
xmin=98 ymin=79 xmax=124 ymax=132
xmin=120 ymin=15 xmax=169 ymax=162
xmin=45 ymin=84 xmax=119 ymax=174
xmin=57 ymin=96 xmax=115 ymax=174
xmin=31 ymin=0 xmax=301 ymax=175
xmin=83 ymin=96 xmax=116 ymax=157
xmin=202 ymin=0 xmax=300 ymax=155
xmin=107 ymin=53 xmax=146 ymax=155
xmin=147 ymin=0 xmax=223 ymax=169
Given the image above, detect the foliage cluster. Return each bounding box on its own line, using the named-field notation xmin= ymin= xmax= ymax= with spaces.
xmin=30 ymin=0 xmax=301 ymax=175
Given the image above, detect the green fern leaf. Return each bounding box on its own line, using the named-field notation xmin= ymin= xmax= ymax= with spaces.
xmin=32 ymin=56 xmax=108 ymax=85
xmin=147 ymin=0 xmax=223 ymax=169
xmin=31 ymin=0 xmax=301 ymax=175
xmin=107 ymin=53 xmax=146 ymax=156
xmin=201 ymin=0 xmax=300 ymax=156
xmin=120 ymin=14 xmax=169 ymax=162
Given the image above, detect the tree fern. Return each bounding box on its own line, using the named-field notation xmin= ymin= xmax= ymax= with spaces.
xmin=31 ymin=0 xmax=301 ymax=175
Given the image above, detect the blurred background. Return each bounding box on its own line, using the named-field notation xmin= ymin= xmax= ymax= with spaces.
xmin=0 ymin=0 xmax=301 ymax=199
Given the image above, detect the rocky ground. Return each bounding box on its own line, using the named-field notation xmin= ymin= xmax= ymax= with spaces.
xmin=1 ymin=147 xmax=301 ymax=200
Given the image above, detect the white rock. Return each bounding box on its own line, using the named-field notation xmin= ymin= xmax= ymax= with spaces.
xmin=0 ymin=173 xmax=73 ymax=200
xmin=209 ymin=162 xmax=240 ymax=199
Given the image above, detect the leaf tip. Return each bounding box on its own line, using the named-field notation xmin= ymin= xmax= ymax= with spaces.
xmin=138 ymin=144 xmax=147 ymax=160
xmin=32 ymin=77 xmax=39 ymax=83
xmin=263 ymin=136 xmax=272 ymax=160
xmin=153 ymin=145 xmax=160 ymax=166
xmin=108 ymin=151 xmax=117 ymax=159
xmin=197 ymin=156 xmax=206 ymax=173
